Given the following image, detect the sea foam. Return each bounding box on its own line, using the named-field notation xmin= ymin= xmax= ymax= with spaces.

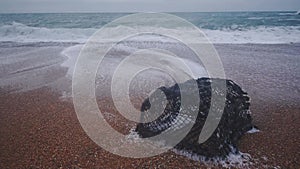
xmin=1 ymin=22 xmax=300 ymax=44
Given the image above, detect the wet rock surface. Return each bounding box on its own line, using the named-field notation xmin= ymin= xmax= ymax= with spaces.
xmin=136 ymin=78 xmax=255 ymax=158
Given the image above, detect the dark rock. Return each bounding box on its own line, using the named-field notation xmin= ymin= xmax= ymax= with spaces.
xmin=135 ymin=78 xmax=255 ymax=158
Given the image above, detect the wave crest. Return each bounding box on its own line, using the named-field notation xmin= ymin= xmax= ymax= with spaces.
xmin=0 ymin=22 xmax=300 ymax=44
xmin=0 ymin=22 xmax=96 ymax=43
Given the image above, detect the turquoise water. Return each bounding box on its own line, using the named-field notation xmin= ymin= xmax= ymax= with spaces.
xmin=0 ymin=12 xmax=299 ymax=43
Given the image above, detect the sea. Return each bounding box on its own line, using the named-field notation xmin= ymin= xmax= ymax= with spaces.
xmin=0 ymin=11 xmax=300 ymax=44
xmin=0 ymin=12 xmax=299 ymax=168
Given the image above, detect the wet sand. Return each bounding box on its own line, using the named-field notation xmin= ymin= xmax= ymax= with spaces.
xmin=0 ymin=42 xmax=299 ymax=168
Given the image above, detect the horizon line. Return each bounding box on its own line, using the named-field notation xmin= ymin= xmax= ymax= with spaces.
xmin=0 ymin=10 xmax=297 ymax=14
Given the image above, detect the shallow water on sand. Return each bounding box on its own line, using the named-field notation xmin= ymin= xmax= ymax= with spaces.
xmin=1 ymin=42 xmax=299 ymax=105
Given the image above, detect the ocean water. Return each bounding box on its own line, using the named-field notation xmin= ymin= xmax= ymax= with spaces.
xmin=1 ymin=12 xmax=299 ymax=168
xmin=0 ymin=11 xmax=299 ymax=44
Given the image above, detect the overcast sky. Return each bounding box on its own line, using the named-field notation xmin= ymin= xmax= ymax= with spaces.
xmin=0 ymin=0 xmax=299 ymax=13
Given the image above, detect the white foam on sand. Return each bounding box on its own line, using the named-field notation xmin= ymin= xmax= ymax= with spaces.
xmin=60 ymin=44 xmax=83 ymax=77
xmin=172 ymin=147 xmax=254 ymax=168
xmin=247 ymin=127 xmax=260 ymax=134
xmin=125 ymin=128 xmax=256 ymax=168
xmin=59 ymin=41 xmax=208 ymax=102
xmin=60 ymin=42 xmax=208 ymax=80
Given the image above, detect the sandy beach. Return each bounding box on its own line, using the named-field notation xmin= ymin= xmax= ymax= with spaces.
xmin=0 ymin=42 xmax=299 ymax=168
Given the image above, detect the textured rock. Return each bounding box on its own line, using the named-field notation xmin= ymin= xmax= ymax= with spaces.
xmin=135 ymin=78 xmax=255 ymax=158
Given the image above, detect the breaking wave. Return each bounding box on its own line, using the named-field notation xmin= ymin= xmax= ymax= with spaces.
xmin=1 ymin=21 xmax=300 ymax=44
